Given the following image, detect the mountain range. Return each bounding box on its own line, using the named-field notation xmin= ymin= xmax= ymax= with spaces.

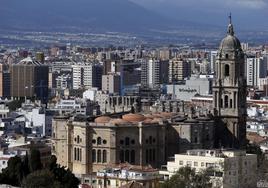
xmin=0 ymin=0 xmax=180 ymax=33
xmin=0 ymin=0 xmax=267 ymax=45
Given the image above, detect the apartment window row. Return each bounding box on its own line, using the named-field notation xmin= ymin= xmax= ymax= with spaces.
xmin=179 ymin=161 xmax=217 ymax=168
xmin=92 ymin=149 xmax=107 ymax=163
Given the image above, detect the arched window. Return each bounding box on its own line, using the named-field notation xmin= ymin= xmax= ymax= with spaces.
xmin=194 ymin=136 xmax=198 ymax=143
xmin=103 ymin=150 xmax=107 ymax=163
xmin=220 ymin=98 xmax=223 ymax=108
xmin=230 ymin=99 xmax=233 ymax=108
xmin=145 ymin=149 xmax=149 ymax=163
xmin=74 ymin=148 xmax=77 ymax=160
xmin=92 ymin=149 xmax=96 ymax=163
xmin=224 ymin=64 xmax=230 ymax=76
xmin=120 ymin=150 xmax=124 ymax=162
xmin=152 ymin=149 xmax=156 ymax=162
xmin=225 ymin=54 xmax=229 ymax=59
xmin=77 ymin=135 xmax=80 ymax=143
xmin=130 ymin=150 xmax=135 ymax=164
xmin=234 ymin=92 xmax=237 ymax=108
xmin=97 ymin=137 xmax=102 ymax=145
xmin=125 ymin=137 xmax=130 ymax=146
xmin=97 ymin=150 xmax=101 ymax=162
xmin=77 ymin=148 xmax=79 ymax=161
xmin=79 ymin=148 xmax=82 ymax=161
xmin=224 ymin=95 xmax=229 ymax=108
xmin=149 ymin=149 xmax=152 ymax=162
xmin=125 ymin=150 xmax=129 ymax=162
xmin=149 ymin=136 xmax=152 ymax=144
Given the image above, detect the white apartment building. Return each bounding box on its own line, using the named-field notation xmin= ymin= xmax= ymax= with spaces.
xmin=160 ymin=149 xmax=257 ymax=188
xmin=72 ymin=63 xmax=103 ymax=90
xmin=246 ymin=56 xmax=267 ymax=87
xmin=210 ymin=51 xmax=218 ymax=73
xmin=93 ymin=164 xmax=160 ymax=188
xmin=141 ymin=59 xmax=160 ymax=88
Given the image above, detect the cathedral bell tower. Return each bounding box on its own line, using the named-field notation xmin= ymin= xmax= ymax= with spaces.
xmin=213 ymin=15 xmax=247 ymax=149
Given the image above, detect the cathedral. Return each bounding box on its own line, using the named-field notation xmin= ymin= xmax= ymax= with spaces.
xmin=213 ymin=15 xmax=247 ymax=149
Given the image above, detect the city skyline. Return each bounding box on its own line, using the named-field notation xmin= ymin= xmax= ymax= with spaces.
xmin=0 ymin=1 xmax=267 ymax=188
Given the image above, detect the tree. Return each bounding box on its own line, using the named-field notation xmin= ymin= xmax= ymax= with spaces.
xmin=161 ymin=166 xmax=212 ymax=188
xmin=7 ymin=100 xmax=23 ymax=111
xmin=246 ymin=143 xmax=264 ymax=167
xmin=0 ymin=154 xmax=79 ymax=188
xmin=22 ymin=153 xmax=30 ymax=178
xmin=48 ymin=155 xmax=80 ymax=188
xmin=0 ymin=156 xmax=23 ymax=186
xmin=48 ymin=155 xmax=57 ymax=171
xmin=22 ymin=169 xmax=61 ymax=188
xmin=29 ymin=148 xmax=42 ymax=172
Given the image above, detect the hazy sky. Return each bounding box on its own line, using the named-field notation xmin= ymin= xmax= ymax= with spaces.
xmin=132 ymin=0 xmax=268 ymax=9
xmin=130 ymin=0 xmax=268 ymax=30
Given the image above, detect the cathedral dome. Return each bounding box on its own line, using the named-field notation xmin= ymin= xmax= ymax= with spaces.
xmin=94 ymin=116 xmax=111 ymax=123
xmin=219 ymin=15 xmax=242 ymax=51
xmin=220 ymin=34 xmax=241 ymax=51
xmin=122 ymin=113 xmax=146 ymax=122
xmin=110 ymin=118 xmax=130 ymax=124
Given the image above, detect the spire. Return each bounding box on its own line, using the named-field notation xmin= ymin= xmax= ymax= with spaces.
xmin=227 ymin=13 xmax=234 ymax=36
xmin=229 ymin=13 xmax=232 ymax=25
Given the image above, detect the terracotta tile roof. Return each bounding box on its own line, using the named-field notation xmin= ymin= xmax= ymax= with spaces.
xmin=247 ymin=132 xmax=267 ymax=144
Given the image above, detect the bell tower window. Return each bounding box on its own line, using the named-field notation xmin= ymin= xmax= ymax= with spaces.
xmin=224 ymin=95 xmax=229 ymax=108
xmin=224 ymin=64 xmax=230 ymax=76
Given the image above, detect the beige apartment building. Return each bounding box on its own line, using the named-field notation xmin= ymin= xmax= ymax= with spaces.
xmin=160 ymin=149 xmax=257 ymax=188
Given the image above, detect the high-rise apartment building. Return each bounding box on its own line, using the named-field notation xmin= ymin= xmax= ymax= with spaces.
xmin=102 ymin=73 xmax=121 ymax=94
xmin=158 ymin=48 xmax=170 ymax=60
xmin=72 ymin=63 xmax=103 ymax=90
xmin=169 ymin=58 xmax=191 ymax=83
xmin=246 ymin=56 xmax=267 ymax=87
xmin=141 ymin=59 xmax=160 ymax=88
xmin=210 ymin=51 xmax=217 ymax=73
xmin=0 ymin=64 xmax=10 ymax=98
xmin=10 ymin=57 xmax=49 ymax=102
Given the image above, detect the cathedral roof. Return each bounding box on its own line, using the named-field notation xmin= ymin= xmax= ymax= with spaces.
xmin=110 ymin=118 xmax=130 ymax=124
xmin=94 ymin=116 xmax=111 ymax=123
xmin=122 ymin=113 xmax=146 ymax=122
xmin=219 ymin=14 xmax=242 ymax=51
xmin=220 ymin=35 xmax=241 ymax=51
